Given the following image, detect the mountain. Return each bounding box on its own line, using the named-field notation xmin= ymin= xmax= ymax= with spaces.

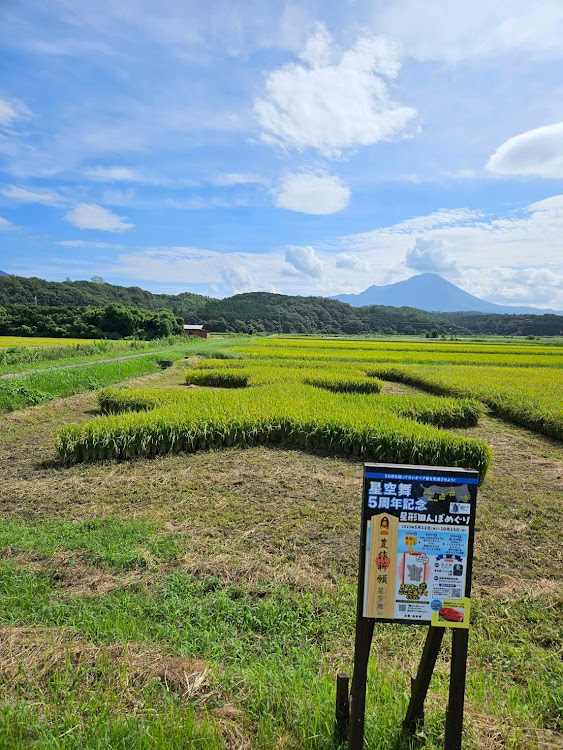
xmin=0 ymin=271 xmax=8 ymax=276
xmin=333 ymin=273 xmax=561 ymax=315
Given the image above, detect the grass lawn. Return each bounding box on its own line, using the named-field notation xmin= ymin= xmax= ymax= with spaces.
xmin=0 ymin=361 xmax=561 ymax=749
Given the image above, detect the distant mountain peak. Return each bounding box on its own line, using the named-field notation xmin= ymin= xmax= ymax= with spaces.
xmin=0 ymin=270 xmax=9 ymax=276
xmin=332 ymin=274 xmax=560 ymax=315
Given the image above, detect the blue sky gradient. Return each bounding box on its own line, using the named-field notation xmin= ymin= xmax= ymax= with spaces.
xmin=1 ymin=0 xmax=562 ymax=307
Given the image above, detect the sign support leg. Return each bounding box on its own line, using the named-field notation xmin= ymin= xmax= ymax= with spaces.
xmin=444 ymin=628 xmax=469 ymax=750
xmin=348 ymin=618 xmax=374 ymax=750
xmin=403 ymin=626 xmax=445 ymax=735
xmin=335 ymin=672 xmax=350 ymax=743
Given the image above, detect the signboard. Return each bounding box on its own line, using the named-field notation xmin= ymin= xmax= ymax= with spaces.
xmin=360 ymin=463 xmax=478 ymax=628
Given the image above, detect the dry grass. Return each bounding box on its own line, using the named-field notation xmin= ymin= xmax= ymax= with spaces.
xmin=0 ymin=624 xmax=211 ymax=703
xmin=1 ymin=362 xmax=562 ymax=749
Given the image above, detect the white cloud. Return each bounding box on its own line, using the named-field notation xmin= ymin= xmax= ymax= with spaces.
xmin=210 ymin=173 xmax=268 ymax=186
xmin=487 ymin=123 xmax=563 ymax=178
xmin=335 ymin=253 xmax=369 ymax=272
xmin=405 ymin=238 xmax=460 ymax=273
xmin=64 ymin=203 xmax=134 ymax=232
xmin=220 ymin=265 xmax=259 ymax=295
xmin=527 ymin=194 xmax=563 ymax=212
xmin=164 ymin=196 xmax=251 ymax=210
xmin=84 ymin=166 xmax=144 ymax=182
xmin=57 ymin=240 xmax=124 ymax=248
xmin=285 ymin=245 xmax=324 ymax=278
xmin=323 ymin=196 xmax=563 ymax=307
xmin=0 ymin=217 xmax=18 ymax=230
xmin=255 ymin=24 xmax=416 ymax=157
xmin=273 ymin=172 xmax=351 ymax=215
xmin=1 ymin=185 xmax=66 ymax=206
xmin=373 ymin=1 xmax=563 ymax=63
xmin=65 ymin=245 xmax=288 ymax=296
xmin=459 ymin=267 xmax=563 ymax=307
xmin=0 ymin=97 xmax=32 ymax=127
xmin=387 ymin=208 xmax=486 ymax=233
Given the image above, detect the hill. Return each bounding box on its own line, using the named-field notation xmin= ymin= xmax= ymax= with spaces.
xmin=0 ymin=271 xmax=8 ymax=276
xmin=1 ymin=274 xmax=562 ymax=337
xmin=0 ymin=275 xmax=208 ymax=314
xmin=333 ymin=273 xmax=561 ymax=315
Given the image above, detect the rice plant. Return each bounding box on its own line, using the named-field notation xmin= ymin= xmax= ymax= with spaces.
xmin=59 ymin=382 xmax=491 ymax=477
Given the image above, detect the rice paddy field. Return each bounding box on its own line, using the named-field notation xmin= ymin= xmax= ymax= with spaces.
xmin=0 ymin=334 xmax=561 ymax=749
xmin=0 ymin=336 xmax=101 ymax=347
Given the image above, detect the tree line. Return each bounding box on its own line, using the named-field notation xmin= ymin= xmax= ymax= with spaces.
xmin=0 ymin=275 xmax=562 ymax=338
xmin=0 ymin=304 xmax=183 ymax=339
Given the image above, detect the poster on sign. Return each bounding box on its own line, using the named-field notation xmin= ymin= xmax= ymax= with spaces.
xmin=360 ymin=463 xmax=478 ymax=628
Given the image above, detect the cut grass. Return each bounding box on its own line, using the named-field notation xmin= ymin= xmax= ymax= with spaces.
xmin=0 ymin=518 xmax=178 ymax=570
xmin=2 ymin=336 xmax=562 ymax=748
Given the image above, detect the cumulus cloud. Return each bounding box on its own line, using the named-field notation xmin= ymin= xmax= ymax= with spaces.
xmin=255 ymin=24 xmax=416 ymax=157
xmin=273 ymin=172 xmax=351 ymax=215
xmin=335 ymin=253 xmax=369 ymax=272
xmin=405 ymin=238 xmax=460 ymax=273
xmin=460 ymin=267 xmax=563 ymax=307
xmin=64 ymin=203 xmax=134 ymax=232
xmin=0 ymin=97 xmax=32 ymax=127
xmin=285 ymin=245 xmax=325 ymax=278
xmin=221 ymin=265 xmax=259 ymax=294
xmin=487 ymin=122 xmax=563 ymax=178
xmin=1 ymin=185 xmax=66 ymax=206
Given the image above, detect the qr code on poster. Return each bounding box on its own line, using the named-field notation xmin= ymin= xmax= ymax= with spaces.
xmin=399 ymin=605 xmax=406 ymax=612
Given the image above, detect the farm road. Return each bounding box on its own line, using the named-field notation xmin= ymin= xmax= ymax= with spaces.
xmin=0 ymin=348 xmax=180 ymax=380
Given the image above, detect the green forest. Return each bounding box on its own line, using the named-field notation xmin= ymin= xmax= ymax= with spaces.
xmin=1 ymin=275 xmax=562 ymax=338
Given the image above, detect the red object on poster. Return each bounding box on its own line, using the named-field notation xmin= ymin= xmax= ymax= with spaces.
xmin=439 ymin=607 xmax=464 ymax=623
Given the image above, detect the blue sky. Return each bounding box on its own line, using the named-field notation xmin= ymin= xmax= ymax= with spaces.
xmin=1 ymin=0 xmax=562 ymax=308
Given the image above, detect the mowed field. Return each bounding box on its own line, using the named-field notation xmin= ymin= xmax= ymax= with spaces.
xmin=1 ymin=335 xmax=561 ymax=749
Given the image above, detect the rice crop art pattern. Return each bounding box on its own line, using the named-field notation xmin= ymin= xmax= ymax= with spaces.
xmin=58 ymin=347 xmax=492 ymax=478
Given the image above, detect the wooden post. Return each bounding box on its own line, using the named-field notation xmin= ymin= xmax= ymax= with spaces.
xmin=403 ymin=626 xmax=445 ymax=735
xmin=348 ymin=618 xmax=374 ymax=750
xmin=335 ymin=672 xmax=350 ymax=743
xmin=444 ymin=628 xmax=469 ymax=750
